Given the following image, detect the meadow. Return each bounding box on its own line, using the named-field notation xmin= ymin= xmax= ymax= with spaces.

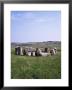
xmin=11 ymin=45 xmax=61 ymax=79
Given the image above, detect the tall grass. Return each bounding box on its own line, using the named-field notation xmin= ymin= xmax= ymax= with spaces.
xmin=11 ymin=48 xmax=61 ymax=79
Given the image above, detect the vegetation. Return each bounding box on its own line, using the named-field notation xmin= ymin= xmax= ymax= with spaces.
xmin=11 ymin=46 xmax=61 ymax=79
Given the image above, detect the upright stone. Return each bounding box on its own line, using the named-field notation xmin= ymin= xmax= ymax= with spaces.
xmin=20 ymin=47 xmax=23 ymax=55
xmin=44 ymin=48 xmax=48 ymax=52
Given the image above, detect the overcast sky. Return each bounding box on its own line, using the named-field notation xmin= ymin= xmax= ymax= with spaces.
xmin=11 ymin=11 xmax=61 ymax=43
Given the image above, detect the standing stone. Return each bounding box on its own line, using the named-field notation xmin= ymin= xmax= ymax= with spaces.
xmin=15 ymin=47 xmax=18 ymax=55
xmin=17 ymin=47 xmax=20 ymax=55
xmin=44 ymin=48 xmax=48 ymax=52
xmin=15 ymin=46 xmax=20 ymax=55
xmin=20 ymin=47 xmax=23 ymax=55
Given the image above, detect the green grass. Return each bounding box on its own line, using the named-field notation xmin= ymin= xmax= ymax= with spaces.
xmin=11 ymin=48 xmax=61 ymax=79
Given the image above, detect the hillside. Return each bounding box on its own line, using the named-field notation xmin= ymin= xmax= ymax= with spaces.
xmin=11 ymin=41 xmax=61 ymax=48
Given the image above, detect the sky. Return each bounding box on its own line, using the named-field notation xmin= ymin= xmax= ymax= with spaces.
xmin=11 ymin=11 xmax=61 ymax=43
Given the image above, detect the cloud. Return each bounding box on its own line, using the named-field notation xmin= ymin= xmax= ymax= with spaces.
xmin=11 ymin=11 xmax=36 ymax=22
xmin=24 ymin=12 xmax=35 ymax=18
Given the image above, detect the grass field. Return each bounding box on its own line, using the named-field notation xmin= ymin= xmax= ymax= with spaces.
xmin=11 ymin=47 xmax=61 ymax=79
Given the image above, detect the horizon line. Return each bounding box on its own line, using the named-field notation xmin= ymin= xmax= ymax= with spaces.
xmin=11 ymin=40 xmax=61 ymax=43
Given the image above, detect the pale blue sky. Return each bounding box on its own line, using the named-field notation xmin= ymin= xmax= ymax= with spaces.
xmin=11 ymin=11 xmax=61 ymax=43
